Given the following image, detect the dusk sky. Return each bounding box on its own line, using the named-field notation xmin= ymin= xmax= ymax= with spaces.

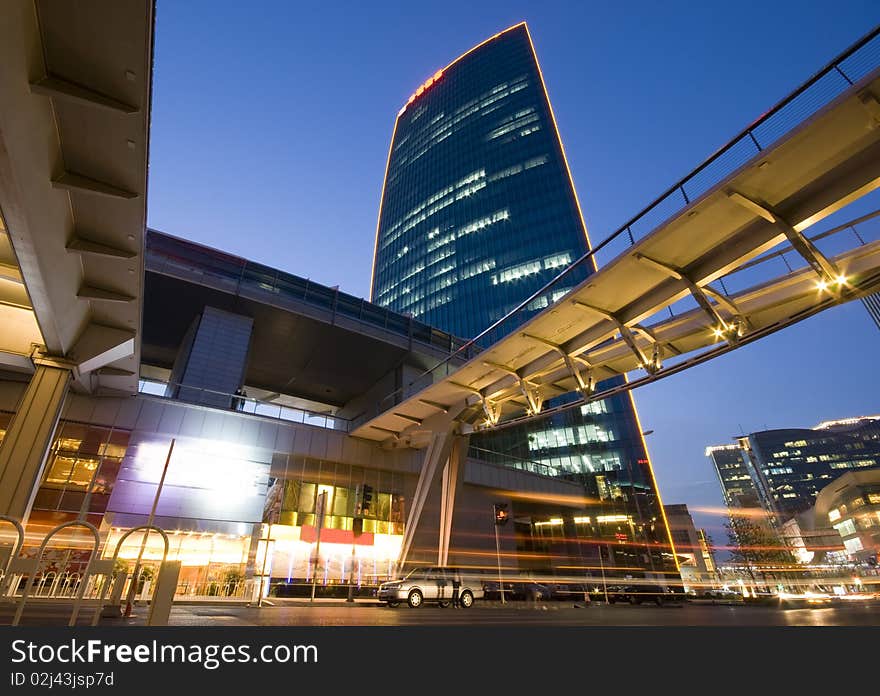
xmin=147 ymin=1 xmax=880 ymax=550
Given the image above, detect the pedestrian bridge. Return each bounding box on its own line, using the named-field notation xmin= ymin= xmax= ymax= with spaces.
xmin=353 ymin=27 xmax=880 ymax=445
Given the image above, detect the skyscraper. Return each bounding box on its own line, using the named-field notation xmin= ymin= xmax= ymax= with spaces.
xmin=706 ymin=442 xmax=762 ymax=510
xmin=708 ymin=416 xmax=880 ymax=523
xmin=371 ymin=23 xmax=677 ymax=579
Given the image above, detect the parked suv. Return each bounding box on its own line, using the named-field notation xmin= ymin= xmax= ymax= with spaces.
xmin=378 ymin=566 xmax=484 ymax=608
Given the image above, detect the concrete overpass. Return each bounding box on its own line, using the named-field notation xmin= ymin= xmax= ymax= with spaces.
xmin=0 ymin=0 xmax=153 ymax=520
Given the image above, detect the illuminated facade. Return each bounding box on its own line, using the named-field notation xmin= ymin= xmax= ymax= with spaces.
xmin=706 ymin=443 xmax=762 ymax=509
xmin=708 ymin=416 xmax=880 ymax=522
xmin=813 ymin=469 xmax=880 ymax=563
xmin=371 ymin=23 xmax=678 ymax=580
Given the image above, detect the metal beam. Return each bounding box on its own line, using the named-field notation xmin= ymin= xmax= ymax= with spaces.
xmin=448 ymin=380 xmax=504 ymax=425
xmin=482 ymin=398 xmax=503 ymax=426
xmin=727 ymin=191 xmax=840 ymax=281
xmin=368 ymin=425 xmax=400 ymax=436
xmin=518 ymin=378 xmax=543 ymax=414
xmin=701 ymin=286 xmax=742 ymax=317
xmin=76 ymin=285 xmax=135 ymax=303
xmin=482 ymin=360 xmax=520 ymax=378
xmin=30 ymin=74 xmax=139 ymax=114
xmin=635 ymin=324 xmax=683 ymax=356
xmin=572 ymin=300 xmax=658 ymax=373
xmin=418 ymin=398 xmax=449 ymax=413
xmin=448 ymin=380 xmax=482 ymax=397
xmin=521 ymin=332 xmax=564 ymax=352
xmin=66 ymin=234 xmax=137 ymax=259
xmin=634 ymin=252 xmax=742 ymax=336
xmin=52 ymin=172 xmax=138 ymax=200
xmin=392 ymin=412 xmax=422 ymax=425
xmin=563 ymin=353 xmax=594 ymax=396
xmin=481 ymin=360 xmax=546 ymax=415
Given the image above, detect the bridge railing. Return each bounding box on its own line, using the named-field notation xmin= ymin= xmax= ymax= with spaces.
xmin=137 ymin=379 xmax=349 ymax=432
xmin=365 ymin=24 xmax=880 ymax=423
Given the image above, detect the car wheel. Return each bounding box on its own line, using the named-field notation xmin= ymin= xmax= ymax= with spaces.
xmin=629 ymin=596 xmax=639 ymax=605
xmin=655 ymin=597 xmax=663 ymax=606
xmin=407 ymin=590 xmax=423 ymax=608
xmin=387 ymin=601 xmax=399 ymax=608
xmin=459 ymin=591 xmax=473 ymax=608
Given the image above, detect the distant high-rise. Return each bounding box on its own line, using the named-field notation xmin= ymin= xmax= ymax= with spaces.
xmin=706 ymin=442 xmax=762 ymax=509
xmin=708 ymin=416 xmax=880 ymax=522
xmin=371 ymin=23 xmax=677 ymax=579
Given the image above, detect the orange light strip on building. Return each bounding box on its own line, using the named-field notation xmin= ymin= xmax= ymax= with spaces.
xmin=522 ymin=23 xmax=597 ymax=269
xmin=369 ymin=21 xmax=528 ymax=299
xmin=626 ymin=387 xmax=681 ymax=573
xmin=369 ymin=116 xmax=400 ymax=300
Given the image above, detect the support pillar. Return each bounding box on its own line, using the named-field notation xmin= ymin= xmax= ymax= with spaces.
xmin=0 ymin=360 xmax=72 ymax=523
xmin=397 ymin=429 xmax=454 ymax=570
xmin=439 ymin=435 xmax=469 ymax=566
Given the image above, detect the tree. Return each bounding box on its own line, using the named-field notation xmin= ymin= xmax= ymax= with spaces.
xmin=725 ymin=513 xmax=796 ymax=590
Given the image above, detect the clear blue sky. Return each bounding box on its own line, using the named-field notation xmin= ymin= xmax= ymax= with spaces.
xmin=147 ymin=1 xmax=880 ymax=551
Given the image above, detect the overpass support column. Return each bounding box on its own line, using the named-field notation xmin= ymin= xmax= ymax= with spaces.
xmin=439 ymin=435 xmax=469 ymax=567
xmin=0 ymin=357 xmax=72 ymax=523
xmin=397 ymin=430 xmax=453 ymax=569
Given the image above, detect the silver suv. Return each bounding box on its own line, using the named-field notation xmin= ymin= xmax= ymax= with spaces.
xmin=378 ymin=566 xmax=484 ymax=608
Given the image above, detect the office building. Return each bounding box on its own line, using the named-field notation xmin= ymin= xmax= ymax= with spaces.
xmin=813 ymin=469 xmax=880 ymax=563
xmin=370 ymin=22 xmax=677 ymax=580
xmin=707 ymin=416 xmax=880 ymax=523
xmin=706 ymin=443 xmax=762 ymax=509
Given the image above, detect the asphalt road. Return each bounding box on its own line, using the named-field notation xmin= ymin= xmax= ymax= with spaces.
xmin=4 ymin=599 xmax=880 ymax=626
xmin=126 ymin=599 xmax=880 ymax=627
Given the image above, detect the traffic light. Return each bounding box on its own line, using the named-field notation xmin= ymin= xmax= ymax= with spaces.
xmin=494 ymin=503 xmax=509 ymax=526
xmin=362 ymin=484 xmax=374 ymax=515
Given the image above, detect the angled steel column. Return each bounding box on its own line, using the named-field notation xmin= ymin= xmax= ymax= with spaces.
xmin=397 ymin=429 xmax=454 ymax=569
xmin=0 ymin=357 xmax=72 ymax=523
xmin=439 ymin=435 xmax=469 ymax=566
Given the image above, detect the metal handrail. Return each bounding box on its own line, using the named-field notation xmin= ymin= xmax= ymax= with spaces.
xmin=138 ymin=379 xmax=349 ymax=431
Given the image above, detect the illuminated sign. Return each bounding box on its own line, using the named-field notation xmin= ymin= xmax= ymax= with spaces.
xmin=399 ymin=69 xmax=444 ymax=115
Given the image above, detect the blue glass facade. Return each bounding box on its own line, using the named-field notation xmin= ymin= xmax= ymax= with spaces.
xmin=372 ymin=24 xmax=588 ymax=334
xmin=371 ymin=24 xmax=677 ymax=579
